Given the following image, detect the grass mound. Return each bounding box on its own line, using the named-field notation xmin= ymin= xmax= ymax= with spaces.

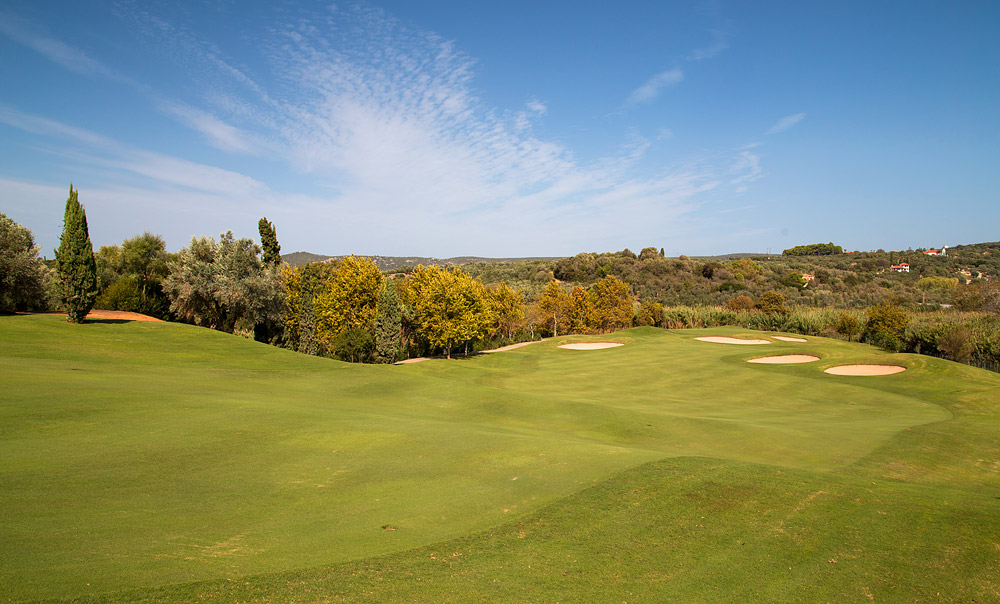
xmin=2 ymin=318 xmax=998 ymax=602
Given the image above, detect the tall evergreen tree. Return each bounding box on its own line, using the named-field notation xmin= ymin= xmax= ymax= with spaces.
xmin=56 ymin=185 xmax=97 ymax=323
xmin=258 ymin=217 xmax=281 ymax=267
xmin=374 ymin=279 xmax=402 ymax=363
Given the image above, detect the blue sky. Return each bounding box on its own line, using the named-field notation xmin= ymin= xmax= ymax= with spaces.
xmin=1 ymin=1 xmax=997 ymax=257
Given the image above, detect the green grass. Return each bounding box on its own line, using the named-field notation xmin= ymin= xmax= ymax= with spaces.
xmin=1 ymin=316 xmax=997 ymax=602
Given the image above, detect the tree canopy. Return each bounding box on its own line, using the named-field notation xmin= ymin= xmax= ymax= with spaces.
xmin=782 ymin=242 xmax=843 ymax=256
xmin=163 ymin=231 xmax=284 ymax=336
xmin=0 ymin=213 xmax=47 ymax=313
xmin=404 ymin=265 xmax=493 ymax=358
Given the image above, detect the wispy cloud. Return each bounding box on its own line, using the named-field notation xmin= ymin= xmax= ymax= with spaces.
xmin=0 ymin=11 xmax=142 ymax=90
xmin=0 ymin=105 xmax=267 ymax=198
xmin=688 ymin=27 xmax=730 ymax=61
xmin=159 ymin=102 xmax=260 ymax=154
xmin=625 ymin=69 xmax=685 ymax=106
xmin=730 ymin=147 xmax=764 ymax=192
xmin=767 ymin=112 xmax=806 ymax=134
xmin=1 ymin=4 xmax=753 ymax=255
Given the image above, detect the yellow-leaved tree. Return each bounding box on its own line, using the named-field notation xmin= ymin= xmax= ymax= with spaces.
xmin=406 ymin=265 xmax=493 ymax=358
xmin=567 ymin=285 xmax=595 ymax=333
xmin=589 ymin=275 xmax=634 ymax=332
xmin=485 ymin=281 xmax=525 ymax=341
xmin=536 ymin=280 xmax=572 ymax=337
xmin=314 ymin=256 xmax=384 ymax=357
xmin=283 ymin=261 xmax=337 ymax=353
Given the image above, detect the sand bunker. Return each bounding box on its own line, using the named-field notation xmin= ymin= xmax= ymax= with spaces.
xmin=695 ymin=336 xmax=771 ymax=345
xmin=558 ymin=342 xmax=624 ymax=350
xmin=773 ymin=336 xmax=807 ymax=342
xmin=85 ymin=310 xmax=163 ymax=322
xmin=748 ymin=355 xmax=820 ymax=364
xmin=824 ymin=365 xmax=907 ymax=376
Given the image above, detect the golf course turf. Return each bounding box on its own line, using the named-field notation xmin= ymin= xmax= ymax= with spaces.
xmin=1 ymin=315 xmax=998 ymax=602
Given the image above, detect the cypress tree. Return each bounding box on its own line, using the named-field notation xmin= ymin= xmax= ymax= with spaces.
xmin=258 ymin=217 xmax=281 ymax=267
xmin=373 ymin=279 xmax=401 ymax=363
xmin=56 ymin=185 xmax=97 ymax=323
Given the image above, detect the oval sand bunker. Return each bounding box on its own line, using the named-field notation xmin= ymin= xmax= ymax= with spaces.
xmin=773 ymin=336 xmax=807 ymax=342
xmin=558 ymin=342 xmax=624 ymax=350
xmin=695 ymin=336 xmax=771 ymax=345
xmin=748 ymin=355 xmax=820 ymax=364
xmin=824 ymin=365 xmax=906 ymax=376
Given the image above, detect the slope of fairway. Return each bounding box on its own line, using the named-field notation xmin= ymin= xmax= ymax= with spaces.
xmin=1 ymin=317 xmax=997 ymax=603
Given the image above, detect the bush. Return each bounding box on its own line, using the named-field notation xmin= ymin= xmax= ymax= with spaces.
xmin=725 ymin=295 xmax=755 ymax=312
xmin=95 ymin=277 xmax=144 ymax=312
xmin=864 ymin=302 xmax=910 ymax=352
xmin=756 ymin=291 xmax=790 ymax=316
xmin=834 ymin=312 xmax=862 ymax=341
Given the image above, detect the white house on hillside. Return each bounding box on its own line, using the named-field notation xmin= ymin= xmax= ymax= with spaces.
xmin=890 ymin=263 xmax=911 ymax=273
xmin=924 ymin=246 xmax=948 ymax=256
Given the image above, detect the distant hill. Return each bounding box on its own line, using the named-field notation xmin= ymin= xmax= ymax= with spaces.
xmin=690 ymin=252 xmax=769 ymax=261
xmin=282 ymin=251 xmax=563 ymax=271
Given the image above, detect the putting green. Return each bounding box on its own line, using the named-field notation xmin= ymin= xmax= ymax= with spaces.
xmin=1 ymin=317 xmax=996 ymax=603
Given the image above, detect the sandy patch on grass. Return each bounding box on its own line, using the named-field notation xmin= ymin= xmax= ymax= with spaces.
xmin=695 ymin=336 xmax=771 ymax=345
xmin=748 ymin=355 xmax=820 ymax=364
xmin=558 ymin=342 xmax=624 ymax=350
xmin=86 ymin=310 xmax=163 ymax=322
xmin=484 ymin=339 xmax=549 ymax=353
xmin=824 ymin=365 xmax=906 ymax=376
xmin=773 ymin=336 xmax=807 ymax=342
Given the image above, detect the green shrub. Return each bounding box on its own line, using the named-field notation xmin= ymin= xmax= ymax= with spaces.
xmin=95 ymin=277 xmax=144 ymax=312
xmin=864 ymin=302 xmax=910 ymax=352
xmin=834 ymin=312 xmax=862 ymax=341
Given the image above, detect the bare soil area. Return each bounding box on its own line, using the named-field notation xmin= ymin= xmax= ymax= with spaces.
xmin=773 ymin=336 xmax=808 ymax=342
xmin=85 ymin=310 xmax=163 ymax=322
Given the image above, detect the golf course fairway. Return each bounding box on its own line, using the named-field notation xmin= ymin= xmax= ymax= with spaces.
xmin=1 ymin=315 xmax=998 ymax=602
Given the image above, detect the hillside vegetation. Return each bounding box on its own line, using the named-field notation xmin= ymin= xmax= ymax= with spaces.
xmin=2 ymin=315 xmax=998 ymax=602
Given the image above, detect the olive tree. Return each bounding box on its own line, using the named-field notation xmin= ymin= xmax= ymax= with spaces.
xmin=0 ymin=213 xmax=47 ymax=313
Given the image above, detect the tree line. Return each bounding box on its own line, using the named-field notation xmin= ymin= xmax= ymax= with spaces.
xmin=2 ymin=186 xmax=998 ymax=369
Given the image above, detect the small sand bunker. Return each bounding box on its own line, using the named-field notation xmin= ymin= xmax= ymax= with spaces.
xmin=824 ymin=365 xmax=906 ymax=376
xmin=748 ymin=355 xmax=820 ymax=364
xmin=695 ymin=336 xmax=771 ymax=345
xmin=773 ymin=336 xmax=807 ymax=342
xmin=558 ymin=342 xmax=624 ymax=350
xmin=85 ymin=309 xmax=163 ymax=322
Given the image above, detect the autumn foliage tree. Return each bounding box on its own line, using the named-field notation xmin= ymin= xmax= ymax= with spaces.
xmin=567 ymin=286 xmax=595 ymax=333
xmin=283 ymin=261 xmax=338 ymax=352
xmin=485 ymin=281 xmax=524 ymax=341
xmin=589 ymin=275 xmax=633 ymax=332
xmin=537 ymin=280 xmax=572 ymax=337
xmin=314 ymin=256 xmax=384 ymax=360
xmin=405 ymin=265 xmax=493 ymax=358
